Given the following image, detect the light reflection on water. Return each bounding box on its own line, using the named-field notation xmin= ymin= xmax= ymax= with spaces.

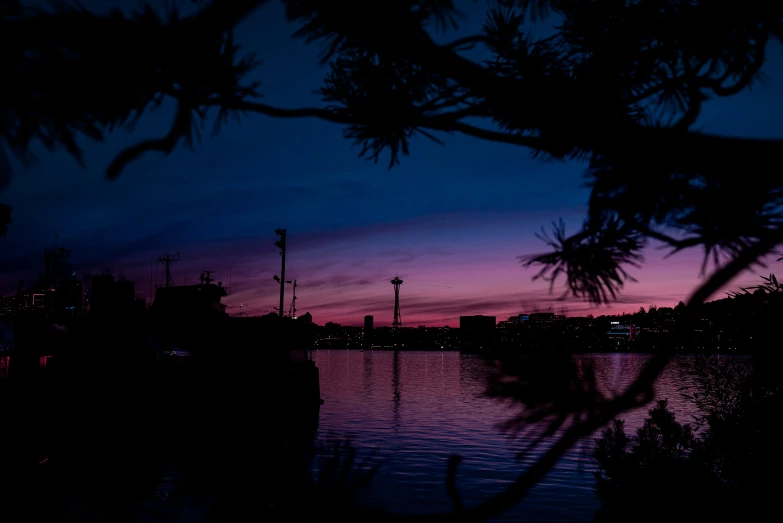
xmin=312 ymin=351 xmax=723 ymax=522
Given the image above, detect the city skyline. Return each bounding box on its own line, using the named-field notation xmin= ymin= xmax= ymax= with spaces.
xmin=2 ymin=1 xmax=783 ymax=326
xmin=1 ymin=223 xmax=776 ymax=327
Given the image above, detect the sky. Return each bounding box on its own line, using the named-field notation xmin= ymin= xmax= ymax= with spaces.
xmin=2 ymin=1 xmax=783 ymax=327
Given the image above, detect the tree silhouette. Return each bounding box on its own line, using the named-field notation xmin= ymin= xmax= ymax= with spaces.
xmin=2 ymin=0 xmax=782 ymax=520
xmin=592 ymin=400 xmax=723 ymax=523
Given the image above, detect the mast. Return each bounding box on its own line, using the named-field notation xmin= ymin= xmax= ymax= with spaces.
xmin=287 ymin=279 xmax=297 ymax=318
xmin=156 ymin=252 xmax=180 ymax=288
xmin=200 ymin=270 xmax=215 ymax=285
xmin=274 ymin=228 xmax=287 ymax=318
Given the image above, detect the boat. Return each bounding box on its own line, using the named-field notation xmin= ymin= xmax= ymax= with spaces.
xmin=151 ymin=270 xmax=228 ymax=321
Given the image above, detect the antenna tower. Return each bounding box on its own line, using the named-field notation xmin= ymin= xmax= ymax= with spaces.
xmin=200 ymin=270 xmax=215 ymax=285
xmin=287 ymin=279 xmax=298 ymax=318
xmin=274 ymin=228 xmax=287 ymax=318
xmin=391 ymin=276 xmax=403 ymax=329
xmin=156 ymin=252 xmax=180 ymax=288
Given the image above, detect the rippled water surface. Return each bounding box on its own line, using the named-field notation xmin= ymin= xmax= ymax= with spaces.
xmin=312 ymin=351 xmax=713 ymax=522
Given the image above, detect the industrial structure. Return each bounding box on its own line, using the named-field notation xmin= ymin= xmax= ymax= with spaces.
xmin=287 ymin=279 xmax=298 ymax=318
xmin=156 ymin=253 xmax=180 ymax=288
xmin=391 ymin=276 xmax=403 ymax=329
xmin=273 ymin=228 xmax=287 ymax=318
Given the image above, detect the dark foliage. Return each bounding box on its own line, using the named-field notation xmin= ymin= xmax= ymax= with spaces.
xmin=727 ymin=271 xmax=783 ymax=297
xmin=680 ymin=352 xmax=783 ymax=505
xmin=593 ymin=400 xmax=723 ymax=523
xmin=520 ymin=214 xmax=644 ymax=304
xmin=593 ymin=268 xmax=783 ymax=522
xmin=597 ymin=346 xmax=783 ymax=522
xmin=1 ymin=0 xmax=262 ymax=184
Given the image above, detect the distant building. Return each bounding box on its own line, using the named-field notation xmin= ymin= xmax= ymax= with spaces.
xmin=41 ymin=246 xmax=83 ymax=316
xmin=89 ymin=274 xmax=116 ymax=315
xmin=114 ymin=279 xmax=135 ymax=304
xmin=0 ymin=297 xmax=12 ymax=317
xmin=31 ymin=293 xmax=46 ymax=312
xmin=44 ymin=246 xmax=74 ymax=288
xmin=459 ymin=315 xmax=496 ymax=352
xmin=53 ymin=280 xmax=84 ymax=314
xmin=525 ymin=312 xmax=565 ymax=324
xmin=364 ymin=315 xmax=374 ymax=346
xmin=497 ymin=315 xmax=522 ymax=329
xmin=517 ymin=312 xmax=566 ymax=333
xmin=607 ymin=322 xmax=635 ymax=339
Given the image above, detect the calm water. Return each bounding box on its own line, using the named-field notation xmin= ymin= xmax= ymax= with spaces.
xmin=312 ymin=351 xmax=713 ymax=522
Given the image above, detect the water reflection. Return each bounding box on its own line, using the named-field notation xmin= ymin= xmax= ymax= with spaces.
xmin=313 ymin=351 xmax=727 ymax=522
xmin=363 ymin=350 xmax=373 ymax=396
xmin=392 ymin=350 xmax=401 ymax=435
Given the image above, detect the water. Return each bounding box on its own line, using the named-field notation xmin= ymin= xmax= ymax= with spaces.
xmin=312 ymin=351 xmax=717 ymax=522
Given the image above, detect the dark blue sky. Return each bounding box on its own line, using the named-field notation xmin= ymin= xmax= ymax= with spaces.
xmin=2 ymin=1 xmax=783 ymax=325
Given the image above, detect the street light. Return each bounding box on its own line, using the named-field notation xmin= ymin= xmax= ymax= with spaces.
xmin=274 ymin=229 xmax=286 ymax=256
